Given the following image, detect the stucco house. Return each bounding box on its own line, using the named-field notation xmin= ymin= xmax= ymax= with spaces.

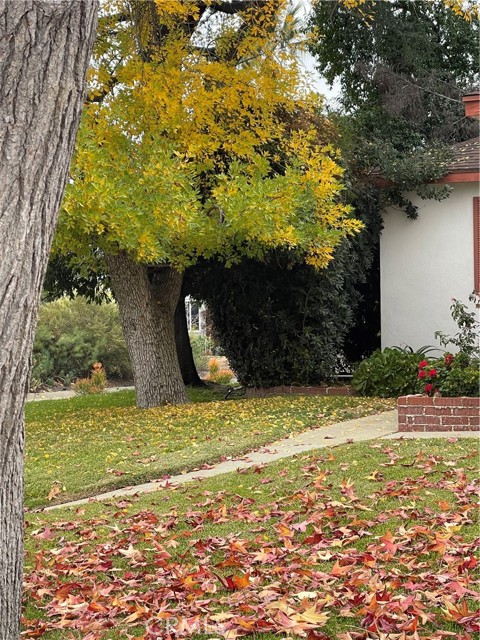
xmin=380 ymin=92 xmax=479 ymax=352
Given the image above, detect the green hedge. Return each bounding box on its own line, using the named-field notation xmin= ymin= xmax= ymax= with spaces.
xmin=31 ymin=297 xmax=131 ymax=389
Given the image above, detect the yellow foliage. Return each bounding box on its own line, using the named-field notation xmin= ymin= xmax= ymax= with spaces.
xmin=58 ymin=0 xmax=362 ymax=270
xmin=442 ymin=0 xmax=479 ymax=20
xmin=334 ymin=0 xmax=478 ymax=20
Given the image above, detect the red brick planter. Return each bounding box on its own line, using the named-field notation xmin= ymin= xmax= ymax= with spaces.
xmin=398 ymin=395 xmax=480 ymax=431
xmin=246 ymin=385 xmax=354 ymax=398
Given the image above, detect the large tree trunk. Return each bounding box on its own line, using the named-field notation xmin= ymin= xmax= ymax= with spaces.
xmin=0 ymin=2 xmax=97 ymax=637
xmin=105 ymin=252 xmax=188 ymax=408
xmin=175 ymin=287 xmax=206 ymax=387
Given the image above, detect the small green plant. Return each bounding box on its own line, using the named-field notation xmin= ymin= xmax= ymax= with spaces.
xmin=352 ymin=347 xmax=424 ymax=397
xmin=434 ymin=292 xmax=480 ymax=358
xmin=72 ymin=362 xmax=107 ymax=395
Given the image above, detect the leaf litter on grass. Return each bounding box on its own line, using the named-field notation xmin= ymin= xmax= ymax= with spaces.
xmin=25 ymin=395 xmax=395 ymax=509
xmin=22 ymin=439 xmax=479 ymax=639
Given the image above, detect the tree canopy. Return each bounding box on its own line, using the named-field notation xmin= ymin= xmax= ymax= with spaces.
xmin=310 ymin=0 xmax=479 ymax=144
xmin=306 ymin=0 xmax=479 ymax=358
xmin=57 ymin=0 xmax=361 ymax=272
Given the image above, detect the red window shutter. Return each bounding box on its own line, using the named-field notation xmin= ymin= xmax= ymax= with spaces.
xmin=475 ymin=197 xmax=480 ymax=293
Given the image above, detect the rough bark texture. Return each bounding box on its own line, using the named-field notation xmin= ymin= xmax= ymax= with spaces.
xmin=0 ymin=2 xmax=98 ymax=637
xmin=105 ymin=252 xmax=188 ymax=408
xmin=175 ymin=288 xmax=206 ymax=387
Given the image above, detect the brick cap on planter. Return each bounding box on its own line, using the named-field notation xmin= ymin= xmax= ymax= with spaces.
xmin=398 ymin=395 xmax=480 ymax=432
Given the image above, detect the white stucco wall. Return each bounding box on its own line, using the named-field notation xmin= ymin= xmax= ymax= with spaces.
xmin=380 ymin=182 xmax=479 ymax=353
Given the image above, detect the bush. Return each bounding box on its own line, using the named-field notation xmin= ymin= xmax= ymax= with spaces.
xmin=439 ymin=363 xmax=479 ymax=397
xmin=416 ymin=294 xmax=480 ymax=397
xmin=205 ymin=358 xmax=234 ymax=384
xmin=189 ymin=333 xmax=215 ymax=372
xmin=188 ymin=247 xmax=363 ymax=388
xmin=354 ymin=295 xmax=480 ymax=399
xmin=352 ymin=348 xmax=425 ymax=397
xmin=417 ymin=353 xmax=480 ymax=397
xmin=31 ymin=297 xmax=131 ymax=389
xmin=72 ymin=362 xmax=108 ymax=395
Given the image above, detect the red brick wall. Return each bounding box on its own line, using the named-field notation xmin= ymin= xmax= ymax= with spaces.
xmin=398 ymin=395 xmax=480 ymax=431
xmin=246 ymin=386 xmax=354 ymax=398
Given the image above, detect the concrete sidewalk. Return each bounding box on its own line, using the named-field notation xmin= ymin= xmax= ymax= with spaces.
xmin=26 ymin=386 xmax=135 ymax=402
xmin=42 ymin=410 xmax=479 ymax=511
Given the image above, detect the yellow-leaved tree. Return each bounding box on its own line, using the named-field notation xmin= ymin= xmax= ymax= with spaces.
xmin=57 ymin=0 xmax=363 ymax=407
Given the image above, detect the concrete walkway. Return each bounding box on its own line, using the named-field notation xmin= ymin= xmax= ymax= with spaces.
xmin=42 ymin=410 xmax=479 ymax=511
xmin=26 ymin=386 xmax=134 ymax=402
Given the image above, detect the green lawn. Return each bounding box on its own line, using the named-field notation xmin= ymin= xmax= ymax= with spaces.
xmin=25 ymin=390 xmax=394 ymax=509
xmin=23 ymin=438 xmax=479 ymax=639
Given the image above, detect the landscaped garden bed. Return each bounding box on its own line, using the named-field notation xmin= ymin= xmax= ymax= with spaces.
xmin=352 ymin=297 xmax=480 ymax=422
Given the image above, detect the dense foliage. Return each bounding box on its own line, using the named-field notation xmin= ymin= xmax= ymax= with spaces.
xmin=308 ymin=0 xmax=479 ymax=358
xmin=32 ymin=297 xmax=131 ymax=389
xmin=308 ymin=0 xmax=479 ymax=213
xmin=352 ymin=347 xmax=425 ymax=397
xmin=57 ymin=0 xmax=361 ymax=270
xmin=417 ymin=352 xmax=480 ymax=397
xmin=189 ymin=240 xmax=368 ymax=387
xmin=43 ymin=253 xmax=109 ymax=304
xmin=311 ymin=1 xmax=478 ymax=137
xmin=188 ymin=179 xmax=383 ymax=386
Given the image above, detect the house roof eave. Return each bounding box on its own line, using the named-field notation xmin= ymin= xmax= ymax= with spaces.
xmin=433 ymin=170 xmax=480 ymax=184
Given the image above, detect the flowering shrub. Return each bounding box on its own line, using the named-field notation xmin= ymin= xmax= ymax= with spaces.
xmin=206 ymin=358 xmax=235 ymax=385
xmin=354 ymin=296 xmax=479 ymax=398
xmin=434 ymin=293 xmax=480 ymax=359
xmin=72 ymin=362 xmax=107 ymax=395
xmin=417 ymin=352 xmax=479 ymax=397
xmin=417 ymin=293 xmax=480 ymax=397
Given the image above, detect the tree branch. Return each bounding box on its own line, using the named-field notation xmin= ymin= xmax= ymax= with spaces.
xmin=208 ymin=0 xmax=270 ymax=14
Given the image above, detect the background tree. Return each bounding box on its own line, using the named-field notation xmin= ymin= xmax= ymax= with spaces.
xmin=0 ymin=2 xmax=97 ymax=637
xmin=308 ymin=0 xmax=479 ymax=358
xmin=43 ymin=253 xmax=109 ymax=304
xmin=56 ymin=0 xmax=362 ymax=408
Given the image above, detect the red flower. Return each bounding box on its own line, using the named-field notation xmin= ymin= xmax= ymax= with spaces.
xmin=444 ymin=353 xmax=454 ymax=366
xmin=424 ymin=383 xmax=433 ymax=394
xmin=419 ymin=360 xmax=428 ymax=369
xmin=428 ymin=368 xmax=437 ymax=377
xmin=418 ymin=370 xmax=426 ymax=379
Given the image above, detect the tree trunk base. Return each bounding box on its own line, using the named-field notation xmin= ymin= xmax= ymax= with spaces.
xmin=106 ymin=252 xmax=188 ymax=408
